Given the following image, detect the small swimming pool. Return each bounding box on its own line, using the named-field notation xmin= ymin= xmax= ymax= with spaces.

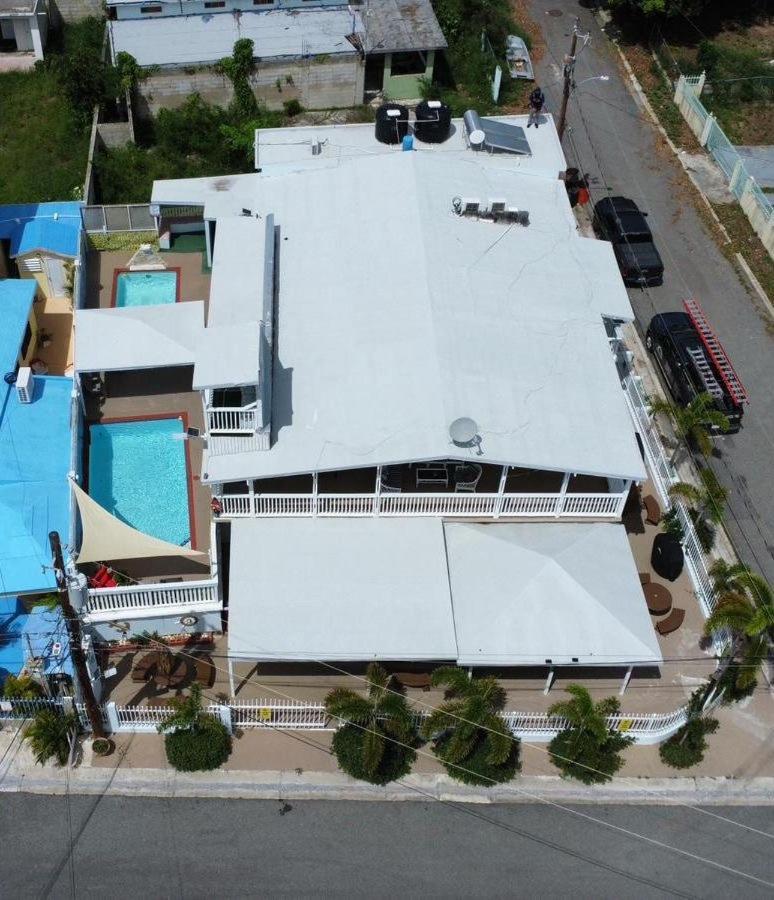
xmin=115 ymin=270 xmax=178 ymax=307
xmin=89 ymin=417 xmax=191 ymax=546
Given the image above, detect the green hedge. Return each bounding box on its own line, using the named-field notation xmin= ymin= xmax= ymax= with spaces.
xmin=659 ymin=717 xmax=718 ymax=769
xmin=331 ymin=724 xmax=416 ymax=785
xmin=433 ymin=733 xmax=521 ymax=786
xmin=164 ymin=719 xmax=232 ymax=772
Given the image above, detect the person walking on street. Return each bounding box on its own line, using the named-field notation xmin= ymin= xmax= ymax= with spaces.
xmin=528 ymin=86 xmax=545 ymax=128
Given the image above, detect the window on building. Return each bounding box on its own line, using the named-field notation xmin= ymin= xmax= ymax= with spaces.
xmin=140 ymin=5 xmax=162 ymax=13
xmin=20 ymin=323 xmax=32 ymax=361
xmin=253 ymin=0 xmax=274 ymax=4
xmin=107 ymin=6 xmax=117 ymax=19
xmin=390 ymin=52 xmax=426 ymax=76
xmin=204 ymin=1 xmax=225 ymax=6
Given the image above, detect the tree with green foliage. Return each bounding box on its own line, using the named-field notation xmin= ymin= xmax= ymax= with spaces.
xmin=649 ymin=392 xmax=729 ymax=464
xmin=219 ymin=38 xmax=258 ymax=119
xmin=326 ymin=663 xmax=417 ymax=785
xmin=421 ymin=667 xmax=520 ymax=786
xmin=659 ymin=688 xmax=718 ymax=769
xmin=607 ymin=0 xmax=720 ymax=17
xmin=2 ymin=675 xmax=43 ymax=699
xmin=668 ymin=466 xmax=728 ymax=552
xmin=158 ymin=683 xmax=232 ymax=772
xmin=24 ymin=709 xmax=78 ymax=766
xmin=548 ymin=685 xmax=633 ymax=784
xmin=704 ymin=561 xmax=773 ymax=700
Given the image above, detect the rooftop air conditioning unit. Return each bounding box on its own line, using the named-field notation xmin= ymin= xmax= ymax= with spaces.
xmin=16 ymin=367 xmax=33 ymax=404
xmin=462 ymin=198 xmax=481 ymax=216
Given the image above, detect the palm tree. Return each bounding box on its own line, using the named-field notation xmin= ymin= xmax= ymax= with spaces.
xmin=704 ymin=562 xmax=774 ymax=696
xmin=24 ymin=709 xmax=78 ymax=767
xmin=326 ymin=663 xmax=417 ymax=785
xmin=158 ymin=683 xmax=232 ymax=772
xmin=668 ymin=467 xmax=729 ymax=525
xmin=649 ymin=392 xmax=729 ymax=464
xmin=547 ymin=684 xmax=632 ymax=784
xmin=421 ymin=667 xmax=520 ymax=786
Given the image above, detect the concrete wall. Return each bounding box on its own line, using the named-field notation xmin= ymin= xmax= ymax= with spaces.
xmin=383 ymin=50 xmax=435 ymax=102
xmin=135 ymin=54 xmax=365 ymax=117
xmin=49 ymin=0 xmax=103 ymax=24
xmin=111 ymin=0 xmax=344 ymax=20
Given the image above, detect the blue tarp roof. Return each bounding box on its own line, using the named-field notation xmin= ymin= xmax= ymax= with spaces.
xmin=0 ymin=596 xmax=73 ymax=685
xmin=0 ymin=202 xmax=82 ymax=258
xmin=0 ymin=279 xmax=36 ymax=376
xmin=0 ymin=376 xmax=73 ymax=596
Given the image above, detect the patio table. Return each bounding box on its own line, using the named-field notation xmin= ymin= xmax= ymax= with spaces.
xmin=416 ymin=466 xmax=449 ymax=487
xmin=644 ymin=582 xmax=672 ymax=616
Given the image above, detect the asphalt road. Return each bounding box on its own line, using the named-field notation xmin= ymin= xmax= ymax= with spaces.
xmin=2 ymin=795 xmax=774 ymax=898
xmin=526 ymin=0 xmax=774 ymax=583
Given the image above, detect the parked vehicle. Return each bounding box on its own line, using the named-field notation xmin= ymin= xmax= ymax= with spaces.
xmin=593 ymin=196 xmax=664 ymax=287
xmin=646 ymin=299 xmax=748 ymax=433
xmin=506 ymin=35 xmax=534 ymax=80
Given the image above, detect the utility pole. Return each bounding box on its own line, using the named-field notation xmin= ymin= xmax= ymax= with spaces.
xmin=557 ymin=18 xmax=580 ymax=142
xmin=49 ymin=531 xmax=106 ymax=739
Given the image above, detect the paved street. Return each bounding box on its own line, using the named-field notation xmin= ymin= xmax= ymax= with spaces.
xmin=2 ymin=796 xmax=773 ymax=898
xmin=527 ymin=0 xmax=774 ymax=583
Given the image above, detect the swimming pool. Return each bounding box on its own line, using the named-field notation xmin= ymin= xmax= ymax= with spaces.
xmin=115 ymin=270 xmax=178 ymax=307
xmin=89 ymin=417 xmax=191 ymax=546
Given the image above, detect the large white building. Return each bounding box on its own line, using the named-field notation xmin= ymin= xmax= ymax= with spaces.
xmin=145 ymin=112 xmax=662 ymax=686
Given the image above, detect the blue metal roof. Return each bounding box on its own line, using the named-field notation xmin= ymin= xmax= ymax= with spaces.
xmin=0 ymin=597 xmax=74 ymax=685
xmin=0 ymin=376 xmax=73 ymax=596
xmin=0 ymin=279 xmax=36 ymax=376
xmin=0 ymin=202 xmax=82 ymax=258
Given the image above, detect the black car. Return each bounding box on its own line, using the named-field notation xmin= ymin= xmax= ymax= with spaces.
xmin=593 ymin=196 xmax=664 ymax=287
xmin=646 ymin=312 xmax=743 ymax=433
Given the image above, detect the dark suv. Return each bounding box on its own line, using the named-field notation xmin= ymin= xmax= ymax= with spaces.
xmin=646 ymin=312 xmax=743 ymax=433
xmin=593 ymin=196 xmax=664 ymax=287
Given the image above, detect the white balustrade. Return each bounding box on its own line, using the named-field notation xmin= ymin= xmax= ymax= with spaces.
xmin=84 ymin=579 xmax=220 ymax=619
xmin=207 ymin=406 xmax=258 ymax=434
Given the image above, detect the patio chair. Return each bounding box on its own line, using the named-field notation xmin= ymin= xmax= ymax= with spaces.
xmin=656 ymin=607 xmax=685 ymax=636
xmin=394 ymin=672 xmax=432 ymax=692
xmin=131 ymin=651 xmax=158 ymax=683
xmin=380 ymin=465 xmax=402 ymax=494
xmin=191 ymin=653 xmax=216 ymax=689
xmin=454 ymin=463 xmax=483 ymax=493
xmin=643 ymin=494 xmax=662 ymax=526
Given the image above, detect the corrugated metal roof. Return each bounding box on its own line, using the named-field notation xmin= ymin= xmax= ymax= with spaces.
xmin=364 ymin=0 xmax=447 ymax=53
xmin=0 ymin=202 xmax=82 ymax=258
xmin=109 ymin=7 xmax=361 ymax=67
xmin=0 ymin=279 xmax=35 ymax=376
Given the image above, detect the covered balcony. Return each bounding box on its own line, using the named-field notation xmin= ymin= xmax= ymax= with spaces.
xmin=214 ymin=462 xmax=630 ymax=520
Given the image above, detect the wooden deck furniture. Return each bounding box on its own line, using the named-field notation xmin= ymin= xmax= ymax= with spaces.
xmin=639 ymin=572 xmax=651 ymax=586
xmin=644 ymin=582 xmax=672 ymax=616
xmin=416 ymin=465 xmax=449 ymax=488
xmin=643 ymin=494 xmax=662 ymax=526
xmin=394 ymin=672 xmax=432 ymax=691
xmin=192 ymin=653 xmax=216 ymax=689
xmin=131 ymin=652 xmax=158 ymax=683
xmin=656 ymin=607 xmax=685 ymax=636
xmin=152 ymin=656 xmax=188 ymax=690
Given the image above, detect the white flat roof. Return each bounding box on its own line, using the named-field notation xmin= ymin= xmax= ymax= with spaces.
xmin=202 ymin=152 xmax=642 ymax=483
xmin=75 ymin=302 xmax=204 ymax=372
xmin=227 ymin=517 xmax=457 ymax=662
xmin=109 ymin=7 xmax=360 ymax=68
xmin=445 ymin=522 xmax=663 ymax=666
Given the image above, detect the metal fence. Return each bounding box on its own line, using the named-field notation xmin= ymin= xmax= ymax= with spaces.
xmin=81 ymin=204 xmax=155 ymax=234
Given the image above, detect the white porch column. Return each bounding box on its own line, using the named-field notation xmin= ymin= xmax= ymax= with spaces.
xmin=312 ymin=471 xmax=318 ymax=516
xmin=248 ymin=479 xmax=255 ymax=516
xmin=556 ymin=471 xmax=571 ymax=517
xmin=29 ymin=16 xmax=44 ymax=60
xmin=619 ymin=665 xmax=633 ymax=696
xmin=374 ymin=465 xmax=382 ymax=516
xmin=543 ymin=667 xmax=555 ymax=695
xmin=205 ymin=219 xmax=213 ymax=268
xmin=228 ymin=658 xmax=236 ymax=697
xmin=494 ymin=465 xmax=508 ymax=518
xmin=615 ymin=479 xmax=631 ymax=519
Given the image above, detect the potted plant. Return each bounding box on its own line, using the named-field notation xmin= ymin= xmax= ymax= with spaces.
xmin=91 ymin=737 xmax=115 ymax=757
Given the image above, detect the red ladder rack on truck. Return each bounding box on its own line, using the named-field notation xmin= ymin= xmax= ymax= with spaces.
xmin=683 ymin=298 xmax=749 ymax=407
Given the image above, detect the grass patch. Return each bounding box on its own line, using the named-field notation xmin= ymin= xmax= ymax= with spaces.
xmin=0 ymin=67 xmax=89 ymax=203
xmin=710 ymin=202 xmax=774 ymax=304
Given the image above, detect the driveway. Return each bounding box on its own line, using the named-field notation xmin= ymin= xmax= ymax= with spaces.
xmin=526 ymin=0 xmax=774 ymax=583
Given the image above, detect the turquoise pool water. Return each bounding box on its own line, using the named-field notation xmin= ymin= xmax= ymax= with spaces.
xmin=115 ymin=270 xmax=177 ymax=307
xmin=89 ymin=417 xmax=191 ymax=546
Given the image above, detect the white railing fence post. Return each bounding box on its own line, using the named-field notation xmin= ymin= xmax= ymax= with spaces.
xmin=106 ymin=701 xmax=120 ymax=733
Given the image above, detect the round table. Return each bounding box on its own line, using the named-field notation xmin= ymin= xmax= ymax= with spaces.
xmin=644 ymin=582 xmax=672 ymax=616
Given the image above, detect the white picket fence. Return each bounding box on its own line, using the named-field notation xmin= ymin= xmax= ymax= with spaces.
xmin=0 ymin=697 xmax=686 ymax=745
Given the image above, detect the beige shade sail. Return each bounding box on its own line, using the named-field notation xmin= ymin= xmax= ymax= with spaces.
xmin=71 ymin=480 xmax=208 ymax=566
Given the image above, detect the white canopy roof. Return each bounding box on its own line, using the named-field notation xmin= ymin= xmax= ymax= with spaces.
xmin=75 ymin=302 xmax=204 ymax=373
xmin=227 ymin=517 xmax=457 ymax=662
xmin=445 ymin=522 xmax=662 ymax=666
xmin=227 ymin=517 xmax=661 ymax=667
xmin=71 ymin=481 xmax=208 ymax=565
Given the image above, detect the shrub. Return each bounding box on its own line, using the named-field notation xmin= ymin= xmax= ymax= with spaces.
xmin=433 ymin=732 xmax=520 ymax=786
xmin=282 ymin=99 xmax=304 ymax=117
xmin=3 ymin=675 xmax=43 ymax=699
xmin=164 ymin=720 xmax=232 ymax=772
xmin=91 ymin=737 xmax=115 ymax=757
xmin=659 ymin=717 xmax=718 ymax=769
xmin=331 ymin=723 xmax=416 ymax=785
xmin=24 ymin=710 xmax=78 ymax=766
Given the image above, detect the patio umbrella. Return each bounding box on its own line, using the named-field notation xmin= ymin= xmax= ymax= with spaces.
xmin=651 ymin=532 xmax=684 ymax=582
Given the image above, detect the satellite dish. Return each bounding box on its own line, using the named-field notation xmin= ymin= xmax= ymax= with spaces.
xmin=449 ymin=417 xmax=479 ymax=447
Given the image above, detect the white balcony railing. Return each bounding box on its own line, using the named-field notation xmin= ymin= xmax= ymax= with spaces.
xmin=207 ymin=405 xmax=258 ymax=435
xmin=83 ymin=578 xmax=220 ymax=622
xmin=218 ymin=491 xmax=626 ymax=520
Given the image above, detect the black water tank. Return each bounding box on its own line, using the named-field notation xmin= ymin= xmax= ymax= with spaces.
xmin=375 ymin=103 xmax=409 ymax=144
xmin=414 ymin=100 xmax=452 ymax=143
